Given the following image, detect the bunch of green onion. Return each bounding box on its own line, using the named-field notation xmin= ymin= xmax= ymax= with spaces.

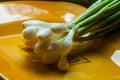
xmin=67 ymin=0 xmax=120 ymax=41
xmin=22 ymin=0 xmax=120 ymax=71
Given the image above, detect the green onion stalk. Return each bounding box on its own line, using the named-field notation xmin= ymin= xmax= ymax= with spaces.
xmin=68 ymin=0 xmax=120 ymax=40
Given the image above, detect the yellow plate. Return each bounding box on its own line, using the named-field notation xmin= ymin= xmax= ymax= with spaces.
xmin=0 ymin=1 xmax=120 ymax=80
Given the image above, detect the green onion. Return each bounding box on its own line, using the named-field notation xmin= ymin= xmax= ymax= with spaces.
xmin=22 ymin=0 xmax=120 ymax=71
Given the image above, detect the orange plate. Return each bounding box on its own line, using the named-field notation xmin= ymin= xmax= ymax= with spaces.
xmin=0 ymin=1 xmax=120 ymax=80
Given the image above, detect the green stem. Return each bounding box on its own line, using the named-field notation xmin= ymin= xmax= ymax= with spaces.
xmin=66 ymin=0 xmax=120 ymax=42
xmin=85 ymin=10 xmax=120 ymax=33
xmin=68 ymin=0 xmax=113 ymax=27
xmin=76 ymin=18 xmax=120 ymax=41
xmin=76 ymin=8 xmax=119 ymax=35
xmin=75 ymin=0 xmax=120 ymax=29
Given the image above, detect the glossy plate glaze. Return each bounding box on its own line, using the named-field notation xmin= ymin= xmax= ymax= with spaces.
xmin=0 ymin=1 xmax=120 ymax=80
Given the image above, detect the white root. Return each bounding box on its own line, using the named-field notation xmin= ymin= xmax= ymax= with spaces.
xmin=57 ymin=55 xmax=69 ymax=71
xmin=23 ymin=39 xmax=37 ymax=49
xmin=23 ymin=26 xmax=38 ymax=40
xmin=22 ymin=20 xmax=75 ymax=71
xmin=37 ymin=28 xmax=51 ymax=42
xmin=50 ymin=23 xmax=69 ymax=33
xmin=22 ymin=20 xmax=51 ymax=28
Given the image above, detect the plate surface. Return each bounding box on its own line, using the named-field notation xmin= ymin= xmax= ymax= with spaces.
xmin=0 ymin=1 xmax=120 ymax=80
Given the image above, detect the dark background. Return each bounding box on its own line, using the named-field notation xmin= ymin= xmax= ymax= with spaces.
xmin=49 ymin=0 xmax=96 ymax=7
xmin=0 ymin=0 xmax=96 ymax=7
